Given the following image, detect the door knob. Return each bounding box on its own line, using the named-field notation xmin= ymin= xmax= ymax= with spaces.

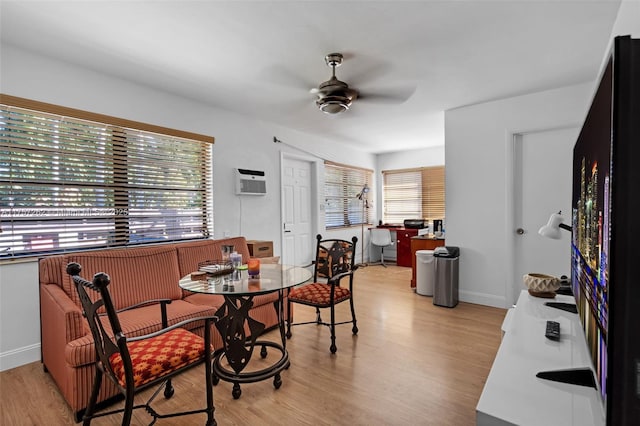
xmin=516 ymin=228 xmax=525 ymax=235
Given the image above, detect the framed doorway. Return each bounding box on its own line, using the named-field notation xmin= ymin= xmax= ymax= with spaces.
xmin=280 ymin=152 xmax=320 ymax=266
xmin=505 ymin=126 xmax=578 ymax=305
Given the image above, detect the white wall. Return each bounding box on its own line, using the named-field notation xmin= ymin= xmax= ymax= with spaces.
xmin=597 ymin=1 xmax=640 ymax=75
xmin=0 ymin=44 xmax=375 ymax=370
xmin=377 ymin=146 xmax=445 ymax=171
xmin=444 ymin=83 xmax=592 ymax=308
xmin=443 ymin=0 xmax=639 ymax=309
xmin=0 ymin=261 xmax=40 ymax=370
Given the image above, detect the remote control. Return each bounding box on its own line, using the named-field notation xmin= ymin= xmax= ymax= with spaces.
xmin=545 ymin=302 xmax=578 ymax=314
xmin=545 ymin=320 xmax=560 ymax=341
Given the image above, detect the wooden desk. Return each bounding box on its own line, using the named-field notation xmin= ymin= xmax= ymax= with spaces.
xmin=410 ymin=236 xmax=445 ymax=287
xmin=396 ymin=228 xmax=419 ymax=266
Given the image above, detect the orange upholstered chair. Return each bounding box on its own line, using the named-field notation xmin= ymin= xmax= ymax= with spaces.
xmin=66 ymin=263 xmax=217 ymax=426
xmin=286 ymin=234 xmax=358 ymax=353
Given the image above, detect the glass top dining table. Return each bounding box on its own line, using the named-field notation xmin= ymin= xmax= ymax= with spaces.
xmin=178 ymin=263 xmax=312 ymax=296
xmin=178 ymin=263 xmax=313 ymax=399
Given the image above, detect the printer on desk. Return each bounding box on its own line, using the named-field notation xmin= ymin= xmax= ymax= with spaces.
xmin=404 ymin=219 xmax=445 ymax=239
xmin=403 ymin=219 xmax=426 ymax=229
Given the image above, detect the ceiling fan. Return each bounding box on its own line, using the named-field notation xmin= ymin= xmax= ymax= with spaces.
xmin=311 ymin=53 xmax=414 ymax=115
xmin=311 ymin=53 xmax=358 ymax=114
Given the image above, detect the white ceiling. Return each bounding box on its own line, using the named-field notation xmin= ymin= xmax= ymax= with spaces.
xmin=0 ymin=0 xmax=621 ymax=153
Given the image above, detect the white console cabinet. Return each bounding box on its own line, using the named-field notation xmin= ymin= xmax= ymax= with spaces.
xmin=476 ymin=290 xmax=605 ymax=426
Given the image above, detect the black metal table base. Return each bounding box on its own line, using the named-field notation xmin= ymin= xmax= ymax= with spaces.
xmin=213 ymin=341 xmax=289 ymax=399
xmin=212 ymin=292 xmax=288 ymax=398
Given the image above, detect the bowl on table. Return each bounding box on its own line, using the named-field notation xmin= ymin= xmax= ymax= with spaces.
xmin=523 ymin=273 xmax=560 ymax=298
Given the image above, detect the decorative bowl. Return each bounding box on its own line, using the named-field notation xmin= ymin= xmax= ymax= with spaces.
xmin=523 ymin=273 xmax=561 ymax=298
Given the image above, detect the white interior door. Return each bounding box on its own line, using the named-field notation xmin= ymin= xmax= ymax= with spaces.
xmin=281 ymin=157 xmax=313 ymax=266
xmin=510 ymin=127 xmax=578 ymax=304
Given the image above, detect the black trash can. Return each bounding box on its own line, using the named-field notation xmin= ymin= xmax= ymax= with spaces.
xmin=433 ymin=246 xmax=459 ymax=307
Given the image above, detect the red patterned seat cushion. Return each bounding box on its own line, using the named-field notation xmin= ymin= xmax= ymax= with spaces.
xmin=288 ymin=283 xmax=351 ymax=307
xmin=109 ymin=327 xmax=207 ymax=388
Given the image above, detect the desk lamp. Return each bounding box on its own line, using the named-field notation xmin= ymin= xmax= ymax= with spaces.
xmin=538 ymin=211 xmax=572 ymax=239
xmin=538 ymin=211 xmax=578 ymax=312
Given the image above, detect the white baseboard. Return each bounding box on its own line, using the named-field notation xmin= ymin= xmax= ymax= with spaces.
xmin=459 ymin=289 xmax=507 ymax=309
xmin=0 ymin=343 xmax=41 ymax=372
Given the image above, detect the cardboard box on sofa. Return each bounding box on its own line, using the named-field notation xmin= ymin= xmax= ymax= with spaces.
xmin=247 ymin=240 xmax=273 ymax=258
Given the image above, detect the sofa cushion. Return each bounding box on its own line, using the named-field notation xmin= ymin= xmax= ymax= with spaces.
xmin=39 ymin=255 xmax=66 ymax=288
xmin=176 ymin=237 xmax=254 ymax=300
xmin=175 ymin=237 xmax=253 ymax=278
xmin=174 ymin=240 xmax=217 ymax=277
xmin=183 ymin=293 xmax=225 ymax=310
xmin=62 ymin=245 xmax=182 ymax=311
xmin=183 ymin=288 xmax=279 ymax=311
xmin=250 ymin=292 xmax=280 ymax=307
xmin=211 ymin=237 xmax=251 ymax=264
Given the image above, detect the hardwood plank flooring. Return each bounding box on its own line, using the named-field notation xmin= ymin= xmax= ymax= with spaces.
xmin=0 ymin=265 xmax=505 ymax=425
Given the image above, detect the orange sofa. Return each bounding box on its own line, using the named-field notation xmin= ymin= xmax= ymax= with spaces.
xmin=39 ymin=237 xmax=283 ymax=420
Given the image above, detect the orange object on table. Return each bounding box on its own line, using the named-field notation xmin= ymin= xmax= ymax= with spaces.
xmin=247 ymin=258 xmax=261 ymax=277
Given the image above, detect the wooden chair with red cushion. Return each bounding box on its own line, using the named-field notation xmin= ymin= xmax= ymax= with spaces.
xmin=66 ymin=262 xmax=217 ymax=426
xmin=286 ymin=234 xmax=358 ymax=353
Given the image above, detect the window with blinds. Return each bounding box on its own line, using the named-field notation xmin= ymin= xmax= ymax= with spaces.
xmin=324 ymin=162 xmax=372 ymax=229
xmin=0 ymin=95 xmax=214 ymax=258
xmin=382 ymin=166 xmax=445 ymax=224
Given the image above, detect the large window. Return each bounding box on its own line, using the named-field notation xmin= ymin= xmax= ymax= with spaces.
xmin=0 ymin=95 xmax=214 ymax=258
xmin=324 ymin=161 xmax=372 ymax=229
xmin=382 ymin=166 xmax=445 ymax=224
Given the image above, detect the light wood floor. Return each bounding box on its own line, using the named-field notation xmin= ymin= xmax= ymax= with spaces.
xmin=0 ymin=265 xmax=505 ymax=426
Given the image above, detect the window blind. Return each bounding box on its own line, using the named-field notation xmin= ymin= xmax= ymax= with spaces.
xmin=324 ymin=162 xmax=372 ymax=228
xmin=0 ymin=96 xmax=214 ymax=258
xmin=382 ymin=166 xmax=445 ymax=224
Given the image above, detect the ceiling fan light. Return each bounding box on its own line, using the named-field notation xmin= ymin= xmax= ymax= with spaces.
xmin=316 ymin=95 xmax=351 ymax=114
xmin=319 ymin=102 xmax=347 ymax=114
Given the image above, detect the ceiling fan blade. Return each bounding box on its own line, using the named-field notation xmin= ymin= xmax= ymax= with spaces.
xmin=260 ymin=64 xmax=316 ymax=91
xmin=348 ymin=63 xmax=393 ymax=86
xmin=357 ymin=85 xmax=416 ymax=104
xmin=341 ymin=53 xmax=393 ymax=85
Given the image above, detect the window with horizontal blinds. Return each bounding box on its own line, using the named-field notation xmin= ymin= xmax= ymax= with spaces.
xmin=0 ymin=99 xmax=213 ymax=258
xmin=382 ymin=166 xmax=445 ymax=224
xmin=324 ymin=162 xmax=372 ymax=228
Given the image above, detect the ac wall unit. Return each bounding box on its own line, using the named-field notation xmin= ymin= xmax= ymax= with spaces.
xmin=235 ymin=168 xmax=266 ymax=195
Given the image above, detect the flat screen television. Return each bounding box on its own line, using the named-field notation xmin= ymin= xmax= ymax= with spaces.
xmin=570 ymin=35 xmax=639 ymax=425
